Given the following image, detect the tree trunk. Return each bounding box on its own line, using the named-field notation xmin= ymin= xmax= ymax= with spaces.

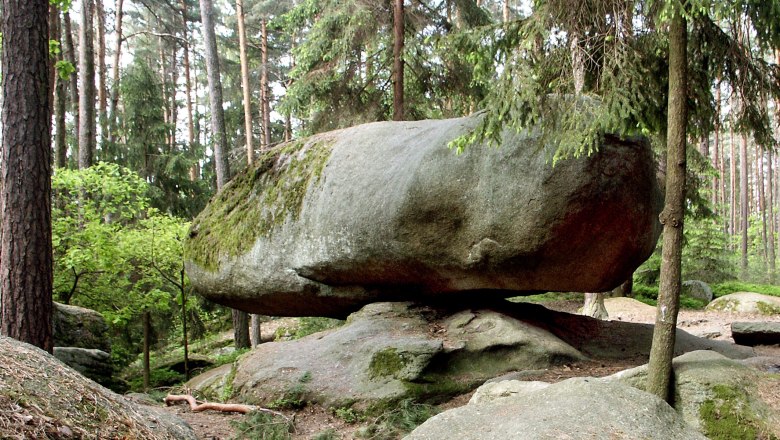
xmin=53 ymin=9 xmax=69 ymax=168
xmin=713 ymin=86 xmax=721 ymax=213
xmin=729 ymin=115 xmax=737 ymax=239
xmin=237 ymin=0 xmax=254 ymax=164
xmin=392 ymin=0 xmax=404 ymax=121
xmin=759 ymin=145 xmax=768 ymax=271
xmin=199 ymin=0 xmax=230 ymax=189
xmin=95 ymin=0 xmax=107 ymax=141
xmin=143 ymin=310 xmax=150 ymax=391
xmin=107 ymin=0 xmax=123 ymax=144
xmin=740 ymin=133 xmax=749 ymax=275
xmin=582 ymin=292 xmax=608 ymax=320
xmin=0 ymin=0 xmax=54 ymax=354
xmin=180 ymin=268 xmax=189 ymax=380
xmin=232 ymin=309 xmax=250 ymax=349
xmin=63 ymin=11 xmax=80 ymax=145
xmin=250 ymin=314 xmax=261 ymax=347
xmin=78 ymin=0 xmax=96 ymax=169
xmin=503 ymin=0 xmax=510 ymax=23
xmin=260 ymin=17 xmax=271 ymax=150
xmin=646 ymin=7 xmax=687 ymax=403
xmin=769 ymin=149 xmax=776 ymax=280
xmin=178 ymin=0 xmax=197 ymax=181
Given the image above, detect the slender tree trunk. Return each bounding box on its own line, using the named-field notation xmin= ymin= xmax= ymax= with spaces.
xmin=713 ymin=87 xmax=721 ymax=212
xmin=237 ymin=0 xmax=254 ymax=163
xmin=740 ymin=133 xmax=749 ymax=274
xmin=180 ymin=268 xmax=189 ymax=380
xmin=769 ymin=149 xmax=776 ymax=280
xmin=143 ymin=310 xmax=150 ymax=391
xmin=95 ymin=0 xmax=107 ymax=141
xmin=178 ymin=0 xmax=197 ymax=181
xmin=170 ymin=45 xmax=178 ymax=152
xmin=78 ymin=0 xmax=96 ymax=169
xmin=64 ymin=12 xmax=80 ymax=146
xmin=250 ymin=315 xmax=261 ymax=347
xmin=48 ymin=4 xmax=59 ymax=125
xmin=199 ymin=0 xmax=230 ymax=189
xmin=392 ymin=0 xmax=404 ymax=121
xmin=730 ymin=116 xmax=737 ymax=239
xmin=1 ymin=0 xmax=54 ymax=354
xmin=232 ymin=309 xmax=250 ymax=349
xmin=759 ymin=145 xmax=768 ymax=272
xmin=107 ymin=0 xmax=123 ymax=144
xmin=647 ymin=7 xmax=687 ymax=403
xmin=503 ymin=0 xmax=510 ymax=22
xmin=260 ymin=17 xmax=271 ymax=150
xmin=53 ymin=10 xmax=69 ymax=168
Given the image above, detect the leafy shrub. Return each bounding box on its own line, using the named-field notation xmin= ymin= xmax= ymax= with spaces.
xmin=711 ymin=281 xmax=780 ymax=298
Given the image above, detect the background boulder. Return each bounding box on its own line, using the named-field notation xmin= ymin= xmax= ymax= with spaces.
xmin=185 ymin=115 xmax=662 ymax=317
xmin=53 ymin=302 xmax=110 ymax=352
xmin=706 ymin=292 xmax=780 ymax=315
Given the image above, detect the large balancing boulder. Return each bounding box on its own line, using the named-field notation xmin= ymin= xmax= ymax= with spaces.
xmin=186 ymin=115 xmax=663 ymax=316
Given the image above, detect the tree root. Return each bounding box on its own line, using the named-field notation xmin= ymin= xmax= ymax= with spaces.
xmin=163 ymin=394 xmax=287 ymax=419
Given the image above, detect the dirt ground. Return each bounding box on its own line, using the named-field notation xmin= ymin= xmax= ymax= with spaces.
xmin=162 ymin=300 xmax=780 ymax=440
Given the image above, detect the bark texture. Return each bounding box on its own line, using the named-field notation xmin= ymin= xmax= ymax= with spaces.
xmin=647 ymin=7 xmax=687 ymax=402
xmin=78 ymin=0 xmax=96 ymax=169
xmin=237 ymin=0 xmax=254 ymax=163
xmin=0 ymin=0 xmax=54 ymax=353
xmin=392 ymin=0 xmax=404 ymax=121
xmin=198 ymin=0 xmax=230 ymax=189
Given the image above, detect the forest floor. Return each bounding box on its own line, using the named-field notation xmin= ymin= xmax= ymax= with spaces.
xmin=161 ymin=299 xmax=780 ymax=440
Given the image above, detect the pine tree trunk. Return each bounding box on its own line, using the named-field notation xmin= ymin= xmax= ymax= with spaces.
xmin=170 ymin=45 xmax=178 ymax=152
xmin=392 ymin=0 xmax=404 ymax=121
xmin=713 ymin=87 xmax=721 ymax=212
xmin=232 ymin=309 xmax=250 ymax=349
xmin=260 ymin=17 xmax=271 ymax=150
xmin=78 ymin=0 xmax=96 ymax=169
xmin=730 ymin=117 xmax=737 ymax=239
xmin=740 ymin=133 xmax=749 ymax=274
xmin=759 ymin=146 xmax=768 ymax=271
xmin=107 ymin=0 xmax=123 ymax=144
xmin=647 ymin=7 xmax=687 ymax=403
xmin=769 ymin=149 xmax=776 ymax=280
xmin=503 ymin=0 xmax=510 ymax=23
xmin=179 ymin=0 xmax=197 ymax=181
xmin=95 ymin=0 xmax=107 ymax=141
xmin=1 ymin=0 xmax=54 ymax=354
xmin=53 ymin=9 xmax=69 ymax=168
xmin=63 ymin=11 xmax=80 ymax=145
xmin=237 ymin=0 xmax=254 ymax=163
xmin=250 ymin=314 xmax=261 ymax=347
xmin=199 ymin=0 xmax=230 ymax=189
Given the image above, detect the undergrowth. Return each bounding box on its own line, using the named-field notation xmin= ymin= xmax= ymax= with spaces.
xmin=358 ymin=399 xmax=437 ymax=439
xmin=230 ymin=411 xmax=294 ymax=440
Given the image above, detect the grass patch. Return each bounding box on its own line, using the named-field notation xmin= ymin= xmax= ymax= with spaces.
xmin=358 ymin=399 xmax=437 ymax=440
xmin=213 ymin=348 xmax=250 ymax=367
xmin=275 ymin=317 xmax=345 ymax=340
xmin=508 ymin=292 xmax=583 ymax=303
xmin=700 ymin=384 xmax=778 ymax=440
xmin=230 ymin=411 xmax=294 ymax=440
xmin=269 ymin=372 xmax=312 ymax=410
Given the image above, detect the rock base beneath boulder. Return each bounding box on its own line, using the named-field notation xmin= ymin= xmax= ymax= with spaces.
xmin=731 ymin=321 xmax=780 ymax=346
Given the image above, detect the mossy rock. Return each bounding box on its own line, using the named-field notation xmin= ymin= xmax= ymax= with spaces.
xmin=706 ymin=292 xmax=780 ymax=315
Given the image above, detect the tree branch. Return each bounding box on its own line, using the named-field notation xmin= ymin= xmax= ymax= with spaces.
xmin=163 ymin=394 xmax=288 ymax=418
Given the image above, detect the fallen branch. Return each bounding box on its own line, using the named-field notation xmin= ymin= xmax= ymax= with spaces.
xmin=163 ymin=394 xmax=288 ymax=419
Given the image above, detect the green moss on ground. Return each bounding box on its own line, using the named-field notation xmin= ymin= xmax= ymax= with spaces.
xmin=186 ymin=136 xmax=334 ymax=271
xmin=369 ymin=348 xmax=408 ymax=379
xmin=700 ymin=384 xmax=778 ymax=440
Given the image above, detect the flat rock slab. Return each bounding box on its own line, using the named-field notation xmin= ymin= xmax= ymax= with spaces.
xmin=185 ymin=114 xmax=662 ymax=317
xmin=406 ymin=377 xmax=707 ymax=440
xmin=731 ymin=321 xmax=780 ymax=346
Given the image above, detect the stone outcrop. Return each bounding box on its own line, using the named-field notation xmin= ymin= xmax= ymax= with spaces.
xmin=706 ymin=292 xmax=780 ymax=315
xmin=731 ymin=321 xmax=780 ymax=346
xmin=186 ymin=301 xmax=751 ymax=408
xmin=53 ymin=347 xmax=114 ymax=386
xmin=185 ymin=115 xmax=663 ymax=317
xmin=0 ymin=336 xmax=195 ymax=439
xmin=681 ymin=280 xmax=713 ymax=303
xmin=53 ymin=302 xmax=110 ymax=352
xmin=406 ymin=377 xmax=707 ymax=440
xmin=609 ymin=350 xmax=780 ymax=437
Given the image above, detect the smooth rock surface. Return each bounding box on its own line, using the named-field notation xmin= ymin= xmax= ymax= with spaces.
xmin=186 ymin=115 xmax=663 ymax=317
xmin=53 ymin=302 xmax=110 ymax=352
xmin=706 ymin=292 xmax=780 ymax=315
xmin=53 ymin=347 xmax=114 ymax=386
xmin=731 ymin=321 xmax=780 ymax=346
xmin=406 ymin=377 xmax=707 ymax=440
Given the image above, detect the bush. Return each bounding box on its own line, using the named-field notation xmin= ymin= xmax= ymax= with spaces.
xmin=711 ymin=281 xmax=780 ymax=298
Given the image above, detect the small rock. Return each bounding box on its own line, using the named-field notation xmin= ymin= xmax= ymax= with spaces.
xmin=682 ymin=280 xmax=713 ymax=302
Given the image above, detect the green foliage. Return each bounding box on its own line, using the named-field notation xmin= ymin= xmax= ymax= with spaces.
xmin=55 ymin=60 xmax=76 ymax=80
xmin=52 ymin=163 xmax=191 ymax=368
xmin=128 ymin=368 xmax=183 ymax=392
xmin=710 ymin=282 xmax=780 ymax=298
xmin=230 ymin=411 xmax=294 ymax=440
xmin=293 ymin=317 xmax=344 ymax=339
xmin=213 ymin=348 xmax=250 ymax=368
xmin=222 ymin=363 xmax=238 ymax=403
xmin=682 ymin=216 xmax=734 ymax=283
xmin=333 ymin=406 xmax=361 ymax=424
xmin=700 ymin=384 xmax=778 ymax=440
xmin=359 ymin=399 xmax=437 ymax=440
